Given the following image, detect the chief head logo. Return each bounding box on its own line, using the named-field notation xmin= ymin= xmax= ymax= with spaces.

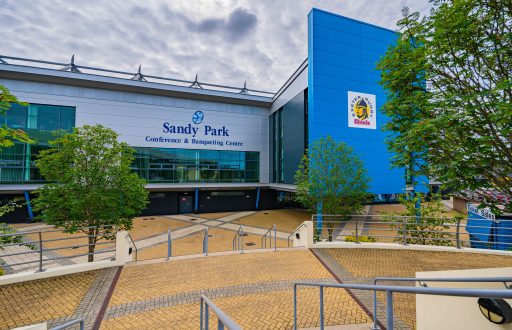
xmin=348 ymin=91 xmax=376 ymax=130
xmin=192 ymin=111 xmax=204 ymax=124
xmin=354 ymin=99 xmax=369 ymax=120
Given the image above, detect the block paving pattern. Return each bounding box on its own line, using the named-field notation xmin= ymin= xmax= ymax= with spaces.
xmin=0 ymin=270 xmax=98 ymax=330
xmin=103 ymin=250 xmax=372 ymax=329
xmin=320 ymin=248 xmax=512 ymax=330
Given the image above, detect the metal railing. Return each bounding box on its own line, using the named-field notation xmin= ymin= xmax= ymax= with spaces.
xmin=312 ymin=214 xmax=512 ymax=251
xmin=371 ymin=276 xmax=512 ymax=330
xmin=200 ymin=294 xmax=241 ymax=330
xmin=261 ymin=224 xmax=277 ymax=251
xmin=0 ymin=54 xmax=275 ymax=97
xmin=288 ymin=223 xmax=307 ymax=247
xmin=203 ymin=228 xmax=209 ymax=256
xmin=127 ymin=233 xmax=138 ymax=261
xmin=293 ymin=281 xmax=512 ymax=330
xmin=50 ymin=318 xmax=84 ymax=330
xmin=0 ymin=225 xmax=116 ymax=274
xmin=232 ymin=226 xmax=244 ymax=253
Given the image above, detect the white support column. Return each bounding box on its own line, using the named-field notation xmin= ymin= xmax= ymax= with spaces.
xmin=293 ymin=221 xmax=314 ymax=248
xmin=115 ymin=230 xmax=131 ymax=264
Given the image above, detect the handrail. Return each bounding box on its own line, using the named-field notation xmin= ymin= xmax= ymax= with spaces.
xmin=0 ymin=225 xmax=117 ymax=273
xmin=203 ymin=228 xmax=209 ymax=256
xmin=371 ymin=276 xmax=512 ymax=330
xmin=0 ymin=224 xmax=116 ymax=237
xmin=200 ymin=294 xmax=241 ymax=330
xmin=232 ymin=226 xmax=244 ymax=253
xmin=50 ymin=318 xmax=84 ymax=330
xmin=127 ymin=233 xmax=138 ymax=261
xmin=288 ymin=223 xmax=307 ymax=247
xmin=310 ymin=215 xmax=512 ymax=250
xmin=261 ymin=224 xmax=277 ymax=251
xmin=294 ymin=281 xmax=512 ymax=330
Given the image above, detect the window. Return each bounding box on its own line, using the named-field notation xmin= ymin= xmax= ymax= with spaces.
xmin=0 ymin=103 xmax=76 ymax=183
xmin=132 ymin=148 xmax=259 ymax=184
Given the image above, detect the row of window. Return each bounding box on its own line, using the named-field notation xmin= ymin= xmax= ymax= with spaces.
xmin=132 ymin=148 xmax=259 ymax=183
xmin=0 ymin=103 xmax=260 ymax=184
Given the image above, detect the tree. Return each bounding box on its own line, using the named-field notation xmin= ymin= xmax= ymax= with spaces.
xmin=294 ymin=136 xmax=371 ymax=241
xmin=32 ymin=125 xmax=148 ymax=261
xmin=378 ymin=1 xmax=512 ymax=214
xmin=0 ymin=85 xmax=34 ymax=147
xmin=387 ymin=192 xmax=460 ymax=246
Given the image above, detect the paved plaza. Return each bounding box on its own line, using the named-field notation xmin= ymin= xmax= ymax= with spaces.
xmin=1 ymin=210 xmax=307 ymax=273
xmin=1 ymin=248 xmax=512 ymax=329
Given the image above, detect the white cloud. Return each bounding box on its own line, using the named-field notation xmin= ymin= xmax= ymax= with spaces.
xmin=0 ymin=0 xmax=430 ymax=91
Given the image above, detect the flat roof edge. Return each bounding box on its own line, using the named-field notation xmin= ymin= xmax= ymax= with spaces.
xmin=0 ymin=64 xmax=274 ymax=107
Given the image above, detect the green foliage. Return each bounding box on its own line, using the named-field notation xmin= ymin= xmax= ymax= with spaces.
xmin=0 ymin=85 xmax=34 ymax=148
xmin=294 ymin=136 xmax=371 ymax=241
xmin=32 ymin=124 xmax=148 ymax=261
xmin=387 ymin=193 xmax=460 ymax=246
xmin=344 ymin=235 xmax=377 ymax=243
xmin=378 ymin=1 xmax=512 ymax=214
xmin=0 ymin=202 xmax=24 ymax=276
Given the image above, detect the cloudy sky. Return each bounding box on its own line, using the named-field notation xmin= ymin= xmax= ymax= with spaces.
xmin=0 ymin=0 xmax=431 ymax=92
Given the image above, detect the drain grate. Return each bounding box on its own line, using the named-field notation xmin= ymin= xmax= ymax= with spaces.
xmin=189 ymin=218 xmax=197 ymax=221
xmin=264 ymin=212 xmax=269 ymax=215
xmin=239 ymin=233 xmax=248 ymax=237
xmin=245 ymin=242 xmax=256 ymax=246
xmin=208 ymin=235 xmax=213 ymax=237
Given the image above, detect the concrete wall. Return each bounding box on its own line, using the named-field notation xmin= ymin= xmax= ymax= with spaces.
xmin=0 ymin=79 xmax=271 ymax=183
xmin=416 ymin=267 xmax=512 ymax=330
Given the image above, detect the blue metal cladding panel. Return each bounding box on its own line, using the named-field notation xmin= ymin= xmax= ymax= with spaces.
xmin=308 ymin=8 xmax=407 ymax=194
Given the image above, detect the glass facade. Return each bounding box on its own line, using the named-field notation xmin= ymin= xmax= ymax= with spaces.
xmin=0 ymin=103 xmax=260 ymax=184
xmin=132 ymin=148 xmax=259 ymax=183
xmin=271 ymin=108 xmax=284 ymax=183
xmin=0 ymin=103 xmax=76 ymax=182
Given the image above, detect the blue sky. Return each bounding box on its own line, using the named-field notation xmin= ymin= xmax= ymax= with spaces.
xmin=0 ymin=0 xmax=430 ymax=91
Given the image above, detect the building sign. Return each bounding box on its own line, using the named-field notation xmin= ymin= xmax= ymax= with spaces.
xmin=144 ymin=111 xmax=245 ymax=148
xmin=467 ymin=204 xmax=496 ymax=221
xmin=348 ymin=91 xmax=376 ymax=129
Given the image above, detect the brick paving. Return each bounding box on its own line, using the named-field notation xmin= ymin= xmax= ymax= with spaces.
xmin=4 ymin=243 xmax=510 ymax=329
xmin=101 ymin=249 xmax=372 ymax=329
xmin=0 ymin=270 xmax=98 ymax=330
xmin=317 ymin=248 xmax=512 ymax=330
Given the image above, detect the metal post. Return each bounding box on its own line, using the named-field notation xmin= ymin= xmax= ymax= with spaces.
xmin=386 ymin=290 xmax=394 ymax=330
xmin=38 ymin=231 xmax=43 ymax=272
xmin=456 ymin=218 xmax=461 ymax=249
xmin=402 ymin=220 xmax=408 ymax=245
xmin=319 ymin=286 xmax=324 ymax=330
xmin=204 ymin=228 xmax=208 ymax=256
xmin=167 ymin=228 xmax=172 ymax=260
xmin=355 ymin=219 xmax=359 ymax=243
xmin=293 ymin=285 xmax=297 ymax=330
xmin=200 ymin=298 xmax=204 ymax=330
xmin=218 ymin=319 xmax=224 ymax=330
xmin=273 ymin=224 xmax=277 ymax=252
xmin=372 ymin=279 xmax=380 ymax=330
xmin=240 ymin=228 xmax=244 ymax=254
xmin=80 ymin=321 xmax=84 ymax=330
xmin=205 ymin=304 xmax=209 ymax=330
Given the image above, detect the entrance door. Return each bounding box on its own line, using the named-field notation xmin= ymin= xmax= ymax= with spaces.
xmin=179 ymin=195 xmax=193 ymax=214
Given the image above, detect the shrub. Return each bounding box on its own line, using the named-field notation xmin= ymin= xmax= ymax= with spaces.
xmin=345 ymin=235 xmax=377 ymax=243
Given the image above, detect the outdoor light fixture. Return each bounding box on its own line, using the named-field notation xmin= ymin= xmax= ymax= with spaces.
xmin=477 ymin=298 xmax=512 ymax=324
